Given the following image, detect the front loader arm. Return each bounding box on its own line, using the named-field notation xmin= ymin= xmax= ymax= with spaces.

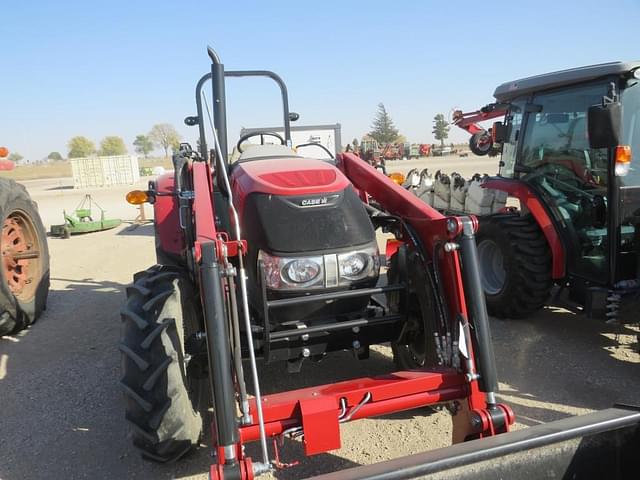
xmin=337 ymin=153 xmax=512 ymax=432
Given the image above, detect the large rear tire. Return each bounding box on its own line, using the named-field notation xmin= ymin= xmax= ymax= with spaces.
xmin=0 ymin=178 xmax=50 ymax=336
xmin=120 ymin=266 xmax=207 ymax=462
xmin=388 ymin=246 xmax=441 ymax=369
xmin=476 ymin=214 xmax=552 ymax=318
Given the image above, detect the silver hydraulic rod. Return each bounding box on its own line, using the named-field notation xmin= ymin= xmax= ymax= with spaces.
xmin=227 ymin=275 xmax=251 ymax=423
xmin=210 ymin=127 xmax=271 ymax=467
xmin=202 ymin=90 xmax=251 ymax=423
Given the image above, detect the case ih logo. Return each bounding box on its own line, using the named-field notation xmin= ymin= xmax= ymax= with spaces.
xmin=298 ymin=194 xmax=339 ymax=207
xmin=301 ymin=197 xmax=328 ymax=206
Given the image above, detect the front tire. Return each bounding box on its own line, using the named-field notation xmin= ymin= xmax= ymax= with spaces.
xmin=476 ymin=214 xmax=552 ymax=318
xmin=120 ymin=266 xmax=207 ymax=462
xmin=388 ymin=246 xmax=440 ymax=369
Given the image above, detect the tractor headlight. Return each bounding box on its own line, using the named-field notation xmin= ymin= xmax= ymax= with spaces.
xmin=259 ymin=251 xmax=324 ymax=290
xmin=337 ymin=247 xmax=379 ymax=284
xmin=258 ymin=245 xmax=379 ymax=291
xmin=284 ymin=258 xmax=322 ymax=284
xmin=338 ymin=252 xmax=369 ymax=279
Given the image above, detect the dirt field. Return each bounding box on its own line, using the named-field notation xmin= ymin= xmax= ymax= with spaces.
xmin=1 ymin=156 xmax=638 ymax=480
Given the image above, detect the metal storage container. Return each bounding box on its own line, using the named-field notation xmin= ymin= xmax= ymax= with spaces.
xmin=70 ymin=155 xmax=140 ymax=188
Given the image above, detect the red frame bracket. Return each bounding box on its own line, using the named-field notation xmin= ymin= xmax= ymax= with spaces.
xmin=300 ymin=396 xmax=341 ymax=455
xmin=239 ymin=369 xmax=476 ymax=456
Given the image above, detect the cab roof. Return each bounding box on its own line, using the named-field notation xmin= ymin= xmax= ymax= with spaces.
xmin=493 ymin=61 xmax=640 ymax=102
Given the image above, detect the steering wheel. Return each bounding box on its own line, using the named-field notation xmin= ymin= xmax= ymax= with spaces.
xmin=237 ymin=131 xmax=285 ymax=153
xmin=529 ymin=161 xmax=588 ymax=189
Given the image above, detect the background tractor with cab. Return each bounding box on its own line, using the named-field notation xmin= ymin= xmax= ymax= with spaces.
xmin=450 ymin=62 xmax=640 ymax=325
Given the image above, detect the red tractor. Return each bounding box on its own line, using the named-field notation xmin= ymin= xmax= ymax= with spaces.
xmin=119 ymin=47 xmax=514 ymax=479
xmin=0 ymin=146 xmax=50 ymax=336
xmin=453 ymin=62 xmax=640 ymax=325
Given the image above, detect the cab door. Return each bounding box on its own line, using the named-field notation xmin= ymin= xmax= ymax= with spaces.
xmin=516 ymin=82 xmax=610 ymax=285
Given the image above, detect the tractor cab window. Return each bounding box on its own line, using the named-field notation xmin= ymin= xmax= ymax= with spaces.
xmin=519 ymin=82 xmax=609 ymax=282
xmin=499 ymin=101 xmax=524 ymax=178
xmin=621 ymin=79 xmax=640 ymax=187
xmin=618 ymin=79 xmax=640 ymax=280
xmin=520 ymin=84 xmax=609 ymax=189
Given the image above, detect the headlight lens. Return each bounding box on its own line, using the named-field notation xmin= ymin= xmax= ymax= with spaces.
xmin=259 ymin=251 xmax=324 ymax=290
xmin=338 ymin=252 xmax=369 ymax=279
xmin=258 ymin=246 xmax=379 ymax=290
xmin=284 ymin=258 xmax=321 ymax=284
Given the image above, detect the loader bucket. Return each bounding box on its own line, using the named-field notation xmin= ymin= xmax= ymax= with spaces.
xmin=307 ymin=406 xmax=640 ymax=480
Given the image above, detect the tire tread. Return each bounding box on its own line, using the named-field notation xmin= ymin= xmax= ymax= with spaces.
xmin=477 ymin=214 xmax=553 ymax=318
xmin=120 ymin=267 xmax=203 ymax=462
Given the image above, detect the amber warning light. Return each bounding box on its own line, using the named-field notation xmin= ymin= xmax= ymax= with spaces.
xmin=388 ymin=172 xmax=405 ymax=185
xmin=126 ymin=190 xmax=149 ymax=205
xmin=615 ymin=145 xmax=632 ymax=176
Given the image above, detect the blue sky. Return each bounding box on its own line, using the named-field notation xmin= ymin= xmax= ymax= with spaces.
xmin=1 ymin=0 xmax=639 ymax=160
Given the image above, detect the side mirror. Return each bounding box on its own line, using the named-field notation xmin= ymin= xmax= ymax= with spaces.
xmin=588 ymin=102 xmax=621 ymax=149
xmin=289 ymin=112 xmax=300 ymax=122
xmin=491 ymin=121 xmax=508 ymax=143
xmin=184 ymin=116 xmax=200 ymax=126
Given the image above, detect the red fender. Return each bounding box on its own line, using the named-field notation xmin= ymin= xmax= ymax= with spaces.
xmin=483 ymin=178 xmax=565 ymax=279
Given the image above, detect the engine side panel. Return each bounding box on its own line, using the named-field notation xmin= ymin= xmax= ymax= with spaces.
xmin=153 ymin=172 xmax=185 ymax=257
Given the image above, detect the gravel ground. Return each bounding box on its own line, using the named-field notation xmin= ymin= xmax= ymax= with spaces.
xmin=1 ymin=162 xmax=638 ymax=479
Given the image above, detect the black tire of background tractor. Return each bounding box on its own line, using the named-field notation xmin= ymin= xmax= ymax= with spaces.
xmin=387 ymin=247 xmax=441 ymax=369
xmin=0 ymin=178 xmax=50 ymax=336
xmin=120 ymin=266 xmax=207 ymax=462
xmin=476 ymin=214 xmax=552 ymax=319
xmin=469 ymin=131 xmax=492 ymax=156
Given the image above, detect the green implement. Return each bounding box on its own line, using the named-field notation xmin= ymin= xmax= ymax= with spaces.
xmin=50 ymin=195 xmax=122 ymax=238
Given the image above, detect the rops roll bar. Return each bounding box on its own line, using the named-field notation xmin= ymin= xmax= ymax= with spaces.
xmin=190 ymin=46 xmax=293 ymax=163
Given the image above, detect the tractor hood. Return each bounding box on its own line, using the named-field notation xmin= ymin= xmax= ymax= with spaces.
xmin=229 ymin=152 xmax=374 ymax=252
xmin=230 ymin=156 xmax=351 ymax=203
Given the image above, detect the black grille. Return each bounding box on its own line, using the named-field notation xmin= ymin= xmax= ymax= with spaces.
xmin=242 ymin=187 xmax=375 ymax=253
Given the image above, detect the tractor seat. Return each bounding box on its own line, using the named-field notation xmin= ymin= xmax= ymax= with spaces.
xmin=237 ymin=144 xmax=300 ymax=162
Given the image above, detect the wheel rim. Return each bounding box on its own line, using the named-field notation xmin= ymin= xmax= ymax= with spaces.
xmin=477 ymin=239 xmax=506 ymax=295
xmin=2 ymin=211 xmax=42 ymax=301
xmin=477 ymin=137 xmax=492 ymax=153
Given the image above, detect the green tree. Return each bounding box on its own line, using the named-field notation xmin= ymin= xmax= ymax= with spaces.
xmin=133 ymin=134 xmax=153 ymax=158
xmin=8 ymin=152 xmax=23 ymax=163
xmin=68 ymin=136 xmax=96 ymax=158
xmin=352 ymin=138 xmax=359 ymax=149
xmin=99 ymin=136 xmax=127 ymax=156
xmin=369 ymin=103 xmax=400 ymax=144
xmin=47 ymin=151 xmax=63 ymax=161
xmin=149 ymin=123 xmax=181 ymax=158
xmin=432 ymin=114 xmax=450 ymax=146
